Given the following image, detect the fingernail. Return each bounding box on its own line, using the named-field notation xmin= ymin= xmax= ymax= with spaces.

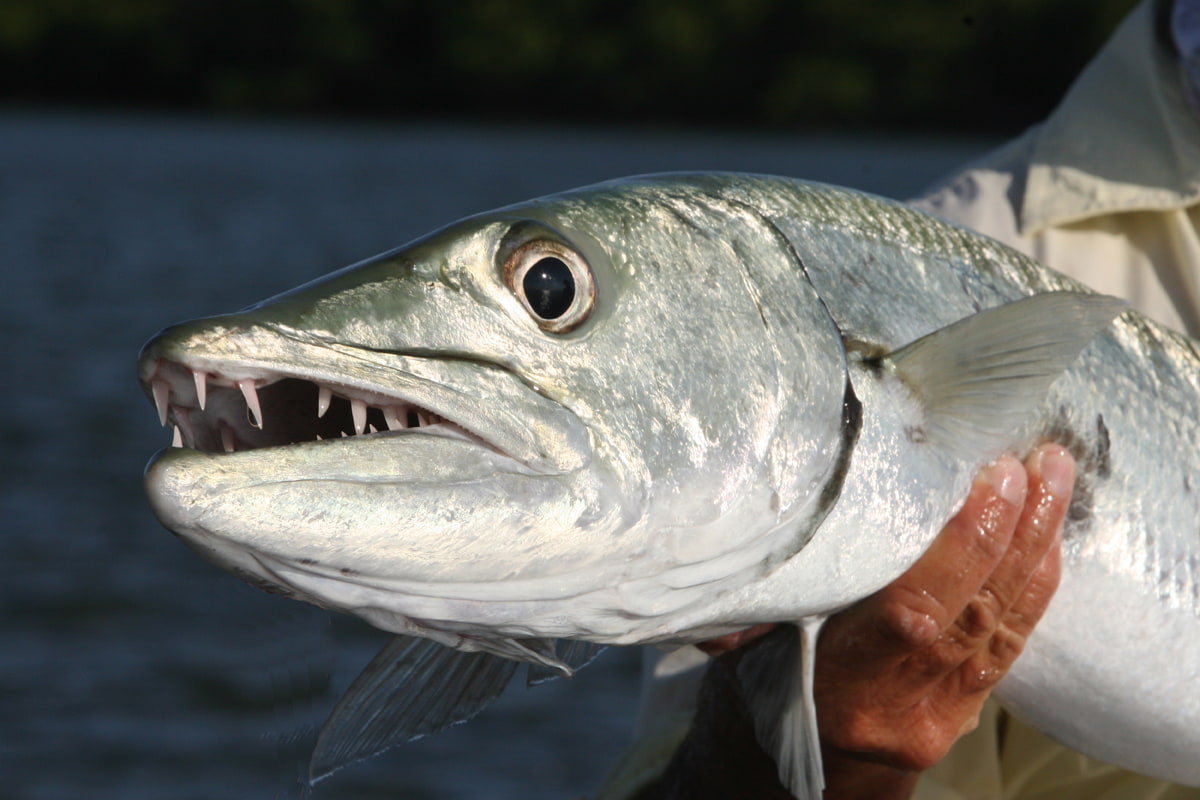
xmin=984 ymin=456 xmax=1025 ymax=506
xmin=1037 ymin=446 xmax=1076 ymax=499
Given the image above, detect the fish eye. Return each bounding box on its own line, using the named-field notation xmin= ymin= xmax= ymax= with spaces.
xmin=504 ymin=240 xmax=594 ymax=333
xmin=523 ymin=257 xmax=575 ymax=319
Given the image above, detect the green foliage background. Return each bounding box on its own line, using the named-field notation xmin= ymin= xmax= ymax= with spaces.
xmin=0 ymin=0 xmax=1140 ymax=132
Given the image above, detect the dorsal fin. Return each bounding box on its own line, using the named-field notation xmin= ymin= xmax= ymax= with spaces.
xmin=886 ymin=291 xmax=1125 ymax=460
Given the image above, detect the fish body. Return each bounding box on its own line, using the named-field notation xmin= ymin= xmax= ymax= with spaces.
xmin=139 ymin=174 xmax=1200 ymax=791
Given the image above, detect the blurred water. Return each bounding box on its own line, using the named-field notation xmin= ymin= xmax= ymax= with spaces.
xmin=0 ymin=110 xmax=995 ymax=799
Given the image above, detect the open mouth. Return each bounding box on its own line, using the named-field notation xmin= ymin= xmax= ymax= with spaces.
xmin=138 ymin=317 xmax=591 ymax=475
xmin=145 ymin=359 xmax=482 ymax=454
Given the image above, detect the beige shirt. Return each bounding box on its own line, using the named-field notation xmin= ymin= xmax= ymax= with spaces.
xmin=914 ymin=0 xmax=1200 ymax=337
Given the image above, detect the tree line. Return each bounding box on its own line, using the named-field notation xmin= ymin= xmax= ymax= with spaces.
xmin=0 ymin=0 xmax=1139 ymax=133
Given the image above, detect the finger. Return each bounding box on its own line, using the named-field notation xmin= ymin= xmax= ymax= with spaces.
xmin=999 ymin=530 xmax=1063 ymax=652
xmin=964 ymin=541 xmax=1062 ymax=691
xmin=1013 ymin=443 xmax=1074 ymax=575
xmin=981 ymin=446 xmax=1072 ymax=673
xmin=988 ymin=444 xmax=1072 ymax=622
xmin=954 ymin=446 xmax=1071 ymax=694
xmin=942 ymin=445 xmax=1074 ymax=653
xmin=845 ymin=455 xmax=1028 ymax=662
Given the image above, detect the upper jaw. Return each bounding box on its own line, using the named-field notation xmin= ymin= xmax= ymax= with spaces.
xmin=137 ymin=319 xmax=591 ymax=473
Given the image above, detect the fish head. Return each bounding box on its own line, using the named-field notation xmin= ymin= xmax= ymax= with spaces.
xmin=140 ymin=175 xmax=850 ymax=645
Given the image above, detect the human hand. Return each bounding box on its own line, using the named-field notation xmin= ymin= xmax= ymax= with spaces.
xmin=816 ymin=443 xmax=1074 ymax=799
xmin=675 ymin=443 xmax=1074 ymax=800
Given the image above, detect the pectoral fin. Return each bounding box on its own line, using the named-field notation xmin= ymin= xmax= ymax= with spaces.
xmin=309 ymin=635 xmax=518 ymax=782
xmin=886 ymin=291 xmax=1125 ymax=460
xmin=309 ymin=634 xmax=606 ymax=782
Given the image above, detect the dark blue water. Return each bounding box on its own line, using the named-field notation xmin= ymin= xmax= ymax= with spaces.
xmin=0 ymin=110 xmax=994 ymax=799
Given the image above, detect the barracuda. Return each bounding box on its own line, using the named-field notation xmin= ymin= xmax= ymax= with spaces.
xmin=139 ymin=173 xmax=1200 ymax=795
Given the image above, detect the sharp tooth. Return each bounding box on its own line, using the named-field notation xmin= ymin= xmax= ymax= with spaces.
xmin=176 ymin=407 xmax=196 ymax=448
xmin=416 ymin=410 xmax=430 ymax=427
xmin=383 ymin=407 xmax=403 ymax=430
xmin=220 ymin=422 xmax=236 ymax=453
xmin=351 ymin=398 xmax=367 ymax=436
xmin=239 ymin=380 xmax=263 ymax=429
xmin=317 ymin=386 xmax=332 ymax=418
xmin=172 ymin=426 xmax=183 ymax=448
xmin=152 ymin=379 xmax=170 ymax=426
xmin=193 ymin=370 xmax=208 ymax=410
xmin=368 ymin=424 xmax=378 ymax=434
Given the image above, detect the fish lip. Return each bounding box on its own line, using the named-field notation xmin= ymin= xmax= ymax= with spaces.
xmin=137 ymin=321 xmax=591 ymax=473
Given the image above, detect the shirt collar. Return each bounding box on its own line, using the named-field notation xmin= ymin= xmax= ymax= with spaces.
xmin=1021 ymin=0 xmax=1200 ymax=233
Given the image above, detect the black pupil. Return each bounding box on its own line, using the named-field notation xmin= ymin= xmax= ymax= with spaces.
xmin=522 ymin=257 xmax=575 ymax=320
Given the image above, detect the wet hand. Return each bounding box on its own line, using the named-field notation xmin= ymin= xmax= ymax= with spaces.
xmin=816 ymin=443 xmax=1074 ymax=799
